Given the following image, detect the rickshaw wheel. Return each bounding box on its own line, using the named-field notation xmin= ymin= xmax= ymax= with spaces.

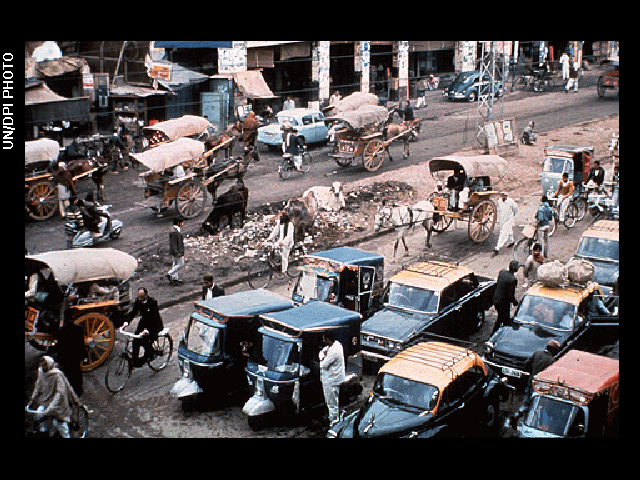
xmin=175 ymin=181 xmax=207 ymax=219
xmin=468 ymin=199 xmax=497 ymax=244
xmin=363 ymin=139 xmax=386 ymax=172
xmin=75 ymin=312 xmax=115 ymax=372
xmin=27 ymin=180 xmax=58 ymax=221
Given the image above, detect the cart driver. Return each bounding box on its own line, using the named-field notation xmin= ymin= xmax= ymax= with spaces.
xmin=446 ymin=168 xmax=466 ymax=211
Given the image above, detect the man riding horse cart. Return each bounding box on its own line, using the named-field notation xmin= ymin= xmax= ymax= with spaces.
xmin=326 ymin=94 xmax=419 ymax=172
xmin=427 ymin=155 xmax=508 ymax=244
xmin=132 ymin=136 xmax=248 ymax=219
xmin=25 ymin=248 xmax=137 ymax=371
xmin=25 ymin=139 xmax=107 ymax=221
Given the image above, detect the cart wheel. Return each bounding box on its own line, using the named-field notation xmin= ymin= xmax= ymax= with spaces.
xmin=335 ymin=158 xmax=352 ymax=167
xmin=432 ymin=214 xmax=453 ymax=233
xmin=175 ymin=181 xmax=207 ymax=219
xmin=468 ymin=199 xmax=497 ymax=244
xmin=75 ymin=312 xmax=115 ymax=372
xmin=597 ymin=78 xmax=605 ymax=98
xmin=27 ymin=180 xmax=58 ymax=221
xmin=363 ymin=139 xmax=386 ymax=172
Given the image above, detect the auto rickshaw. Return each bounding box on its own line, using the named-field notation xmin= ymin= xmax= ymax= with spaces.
xmin=291 ymin=247 xmax=384 ymax=319
xmin=171 ymin=289 xmax=294 ymax=411
xmin=540 ymin=145 xmax=592 ymax=200
xmin=242 ymin=301 xmax=363 ymax=430
xmin=25 ymin=248 xmax=137 ymax=371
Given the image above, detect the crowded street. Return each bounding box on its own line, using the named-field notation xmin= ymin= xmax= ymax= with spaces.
xmin=23 ymin=41 xmax=619 ymax=438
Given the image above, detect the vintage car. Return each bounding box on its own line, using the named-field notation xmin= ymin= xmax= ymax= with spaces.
xmin=540 ymin=145 xmax=593 ymax=201
xmin=509 ymin=350 xmax=619 ymax=438
xmin=328 ymin=341 xmax=507 ymax=438
xmin=242 ymin=301 xmax=362 ymax=430
xmin=597 ymin=60 xmax=619 ymax=98
xmin=291 ymin=247 xmax=384 ymax=319
xmin=361 ymin=261 xmax=495 ymax=365
xmin=443 ymin=71 xmax=504 ymax=103
xmin=257 ymin=108 xmax=329 ymax=149
xmin=483 ymin=281 xmax=619 ymax=388
xmin=171 ymin=290 xmax=294 ymax=411
xmin=571 ymin=220 xmax=619 ymax=296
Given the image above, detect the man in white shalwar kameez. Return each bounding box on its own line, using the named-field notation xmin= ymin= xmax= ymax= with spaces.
xmin=319 ymin=331 xmax=345 ymax=426
xmin=494 ymin=192 xmax=518 ymax=255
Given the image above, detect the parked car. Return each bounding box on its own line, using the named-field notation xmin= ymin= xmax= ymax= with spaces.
xmin=483 ymin=281 xmax=619 ymax=389
xmin=443 ymin=71 xmax=504 ymax=102
xmin=361 ymin=261 xmax=495 ymax=365
xmin=509 ymin=350 xmax=619 ymax=438
xmin=328 ymin=341 xmax=508 ymax=438
xmin=571 ymin=220 xmax=619 ymax=296
xmin=257 ymin=108 xmax=329 ymax=149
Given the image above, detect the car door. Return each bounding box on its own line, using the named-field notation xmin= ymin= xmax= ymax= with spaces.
xmin=314 ymin=112 xmax=328 ymax=142
xmin=301 ymin=114 xmax=315 ymax=143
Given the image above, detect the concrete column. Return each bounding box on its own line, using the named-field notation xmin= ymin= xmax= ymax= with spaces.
xmin=312 ymin=40 xmax=330 ymax=108
xmin=355 ymin=41 xmax=371 ymax=93
xmin=455 ymin=41 xmax=476 ymax=72
xmin=397 ymin=41 xmax=409 ymax=101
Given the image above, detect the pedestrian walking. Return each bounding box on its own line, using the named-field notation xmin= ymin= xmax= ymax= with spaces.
xmin=492 ymin=260 xmax=519 ymax=335
xmin=523 ymin=243 xmax=544 ymax=287
xmin=493 ymin=192 xmax=518 ymax=255
xmin=559 ymin=52 xmax=570 ymax=85
xmin=319 ymin=331 xmax=345 ymax=427
xmin=53 ymin=316 xmax=86 ymax=396
xmin=242 ymin=111 xmax=260 ymax=154
xmin=536 ymin=195 xmax=553 ymax=257
xmin=202 ymin=274 xmax=225 ymax=300
xmin=53 ymin=162 xmax=75 ymax=217
xmin=415 ymin=77 xmax=428 ymax=108
xmin=167 ymin=217 xmax=185 ymax=284
xmin=566 ymin=61 xmax=579 ymax=93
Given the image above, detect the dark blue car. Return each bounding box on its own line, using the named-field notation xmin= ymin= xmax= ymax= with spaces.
xmin=443 ymin=71 xmax=504 ymax=102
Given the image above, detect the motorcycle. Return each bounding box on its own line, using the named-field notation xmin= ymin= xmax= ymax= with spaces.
xmin=65 ymin=204 xmax=123 ymax=248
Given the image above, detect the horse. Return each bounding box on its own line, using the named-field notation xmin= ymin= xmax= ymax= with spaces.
xmin=384 ymin=119 xmax=420 ymax=161
xmin=373 ymin=200 xmax=435 ymax=257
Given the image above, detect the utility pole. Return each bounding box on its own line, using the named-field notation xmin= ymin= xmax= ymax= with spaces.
xmin=476 ymin=41 xmax=502 ymax=147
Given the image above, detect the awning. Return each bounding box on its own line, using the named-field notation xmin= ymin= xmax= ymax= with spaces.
xmin=36 ymin=57 xmax=87 ymax=78
xmin=232 ymin=70 xmax=276 ymax=99
xmin=154 ymin=41 xmax=233 ymax=49
xmin=25 ymin=82 xmax=91 ymax=124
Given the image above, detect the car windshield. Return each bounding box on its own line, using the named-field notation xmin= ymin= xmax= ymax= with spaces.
xmin=388 ymin=282 xmax=439 ymax=313
xmin=277 ymin=115 xmax=299 ymax=126
xmin=185 ymin=317 xmax=222 ymax=357
xmin=515 ymin=295 xmax=576 ymax=330
xmin=451 ymin=73 xmax=474 ymax=86
xmin=294 ymin=272 xmax=337 ymax=302
xmin=543 ymin=157 xmax=569 ymax=174
xmin=373 ymin=373 xmax=439 ymax=412
xmin=251 ymin=334 xmax=300 ymax=373
xmin=524 ymin=395 xmax=577 ymax=436
xmin=576 ymin=237 xmax=619 ymax=262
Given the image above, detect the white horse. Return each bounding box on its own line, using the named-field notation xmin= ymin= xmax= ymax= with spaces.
xmin=374 ymin=200 xmax=435 ymax=256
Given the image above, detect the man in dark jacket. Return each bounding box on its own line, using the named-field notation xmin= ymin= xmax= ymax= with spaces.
xmin=128 ymin=287 xmax=164 ymax=367
xmin=492 ymin=260 xmax=519 ymax=334
xmin=167 ymin=217 xmax=185 ymax=284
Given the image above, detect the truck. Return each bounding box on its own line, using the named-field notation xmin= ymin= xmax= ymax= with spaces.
xmin=361 ymin=261 xmax=496 ymax=365
xmin=510 ymin=349 xmax=619 ymax=438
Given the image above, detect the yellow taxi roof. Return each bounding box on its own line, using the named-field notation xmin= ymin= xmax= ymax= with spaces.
xmin=582 ymin=220 xmax=619 ymax=241
xmin=379 ymin=341 xmax=486 ymax=391
xmin=390 ymin=261 xmax=472 ymax=292
xmin=526 ymin=281 xmax=602 ymax=306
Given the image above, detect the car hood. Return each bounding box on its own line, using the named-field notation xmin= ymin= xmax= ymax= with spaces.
xmin=491 ymin=322 xmax=569 ymax=363
xmin=350 ymin=396 xmax=430 ymax=438
xmin=361 ymin=307 xmax=433 ymax=341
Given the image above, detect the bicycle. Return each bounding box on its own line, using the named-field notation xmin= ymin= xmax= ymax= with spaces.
xmin=279 ymin=146 xmax=312 ymax=180
xmin=512 ymin=221 xmax=541 ymax=266
xmin=247 ymin=242 xmax=306 ymax=289
xmin=105 ymin=323 xmax=173 ymax=393
xmin=547 ymin=196 xmax=578 ymax=233
xmin=25 ymin=404 xmax=89 ymax=438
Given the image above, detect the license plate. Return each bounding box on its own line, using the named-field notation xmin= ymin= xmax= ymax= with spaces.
xmin=502 ymin=366 xmax=522 ymax=378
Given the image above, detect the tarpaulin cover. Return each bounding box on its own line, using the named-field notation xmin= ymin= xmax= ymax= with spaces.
xmin=331 ymin=105 xmax=390 ymax=130
xmin=132 ymin=137 xmax=205 ymax=172
xmin=143 ymin=115 xmax=211 ymax=142
xmin=25 ymin=139 xmax=60 ymax=164
xmin=428 ymin=155 xmax=508 ymax=180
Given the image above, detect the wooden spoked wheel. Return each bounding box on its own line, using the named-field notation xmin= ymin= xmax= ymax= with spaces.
xmin=363 ymin=139 xmax=386 ymax=172
xmin=468 ymin=199 xmax=497 ymax=244
xmin=175 ymin=181 xmax=207 ymax=219
xmin=75 ymin=312 xmax=115 ymax=372
xmin=27 ymin=180 xmax=58 ymax=221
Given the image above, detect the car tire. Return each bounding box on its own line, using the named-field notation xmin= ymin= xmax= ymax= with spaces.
xmin=467 ymin=91 xmax=477 ymax=103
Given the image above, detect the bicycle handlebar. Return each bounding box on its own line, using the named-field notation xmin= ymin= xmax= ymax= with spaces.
xmin=119 ymin=323 xmax=148 ymax=339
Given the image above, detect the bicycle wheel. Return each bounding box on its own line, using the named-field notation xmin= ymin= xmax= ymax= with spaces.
xmin=69 ymin=405 xmax=89 ymax=438
xmin=248 ymin=259 xmax=272 ymax=289
xmin=286 ymin=246 xmax=305 ymax=278
xmin=279 ymin=158 xmax=292 ymax=180
xmin=564 ymin=203 xmax=578 ymax=229
xmin=513 ymin=237 xmax=532 ymax=266
xmin=105 ymin=354 xmax=131 ymax=393
xmin=148 ymin=334 xmax=174 ymax=371
xmin=300 ymin=153 xmax=312 ymax=173
xmin=574 ymin=197 xmax=587 ymax=221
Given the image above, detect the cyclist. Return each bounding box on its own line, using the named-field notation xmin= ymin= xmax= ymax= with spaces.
xmin=27 ymin=355 xmax=85 ymax=438
xmin=282 ymin=121 xmax=303 ymax=171
xmin=266 ymin=210 xmax=295 ymax=275
xmin=554 ymin=172 xmax=574 ymax=223
xmin=536 ymin=195 xmax=554 ymax=257
xmin=127 ymin=287 xmax=164 ymax=367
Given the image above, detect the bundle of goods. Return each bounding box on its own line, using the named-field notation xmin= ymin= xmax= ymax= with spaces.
xmin=537 ymin=260 xmax=567 ymax=287
xmin=566 ymin=259 xmax=595 ymax=285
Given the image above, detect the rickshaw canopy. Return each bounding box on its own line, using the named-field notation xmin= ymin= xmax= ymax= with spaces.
xmin=143 ymin=115 xmax=211 ymax=142
xmin=132 ymin=137 xmax=205 ymax=173
xmin=428 ymin=155 xmax=508 ymax=181
xmin=330 ymin=105 xmax=390 ymax=130
xmin=25 ymin=139 xmax=60 ymax=165
xmin=261 ymin=300 xmax=361 ymax=333
xmin=195 ymin=289 xmax=293 ymax=324
xmin=26 ymin=247 xmax=138 ymax=285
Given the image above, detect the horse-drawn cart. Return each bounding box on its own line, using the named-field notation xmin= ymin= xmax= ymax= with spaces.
xmin=132 ymin=137 xmax=247 ymax=219
xmin=25 ymin=248 xmax=137 ymax=371
xmin=427 ymin=155 xmax=508 ymax=243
